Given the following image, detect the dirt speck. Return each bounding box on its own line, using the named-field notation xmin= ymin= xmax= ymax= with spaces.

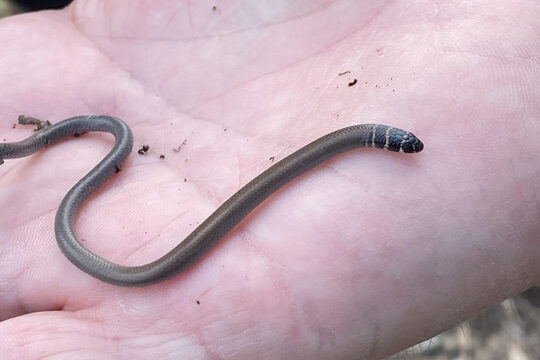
xmin=138 ymin=145 xmax=150 ymax=155
xmin=173 ymin=139 xmax=188 ymax=152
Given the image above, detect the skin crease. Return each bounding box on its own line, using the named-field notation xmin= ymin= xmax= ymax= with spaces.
xmin=0 ymin=0 xmax=539 ymax=358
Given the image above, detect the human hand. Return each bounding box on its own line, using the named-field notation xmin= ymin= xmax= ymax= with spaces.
xmin=1 ymin=1 xmax=539 ymax=359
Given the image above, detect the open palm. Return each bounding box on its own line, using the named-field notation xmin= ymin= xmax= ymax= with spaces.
xmin=1 ymin=1 xmax=539 ymax=359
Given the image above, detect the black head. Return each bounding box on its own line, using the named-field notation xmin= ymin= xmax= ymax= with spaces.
xmin=400 ymin=132 xmax=423 ymax=153
xmin=386 ymin=128 xmax=424 ymax=153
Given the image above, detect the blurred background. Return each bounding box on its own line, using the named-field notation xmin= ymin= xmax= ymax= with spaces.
xmin=0 ymin=0 xmax=70 ymax=14
xmin=1 ymin=0 xmax=539 ymax=358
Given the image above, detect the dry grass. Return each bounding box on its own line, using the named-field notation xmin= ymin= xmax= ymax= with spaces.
xmin=391 ymin=287 xmax=540 ymax=359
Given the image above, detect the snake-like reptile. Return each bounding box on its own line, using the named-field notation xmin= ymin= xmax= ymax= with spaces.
xmin=0 ymin=115 xmax=423 ymax=286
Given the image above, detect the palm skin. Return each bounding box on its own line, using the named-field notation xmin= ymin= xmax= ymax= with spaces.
xmin=1 ymin=1 xmax=539 ymax=359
